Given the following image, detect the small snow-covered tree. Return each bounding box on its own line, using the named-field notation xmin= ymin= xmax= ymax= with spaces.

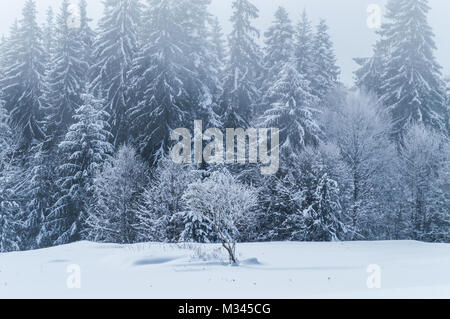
xmin=44 ymin=93 xmax=113 ymax=245
xmin=136 ymin=158 xmax=201 ymax=243
xmin=398 ymin=124 xmax=450 ymax=241
xmin=325 ymin=90 xmax=395 ymax=239
xmin=177 ymin=210 xmax=215 ymax=244
xmin=86 ymin=145 xmax=147 ymax=244
xmin=182 ymin=169 xmax=257 ymax=264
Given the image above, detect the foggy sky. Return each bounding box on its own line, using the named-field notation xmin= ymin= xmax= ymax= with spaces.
xmin=1 ymin=0 xmax=449 ymax=85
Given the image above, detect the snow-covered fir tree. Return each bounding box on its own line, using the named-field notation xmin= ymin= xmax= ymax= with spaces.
xmin=293 ymin=10 xmax=315 ymax=83
xmin=292 ymin=146 xmax=347 ymax=242
xmin=0 ymin=0 xmax=45 ymax=150
xmin=86 ymin=145 xmax=147 ymax=244
xmin=354 ymin=0 xmax=401 ymax=96
xmin=43 ymin=93 xmax=113 ymax=245
xmin=379 ymin=0 xmax=447 ymax=138
xmin=177 ymin=210 xmax=215 ymax=243
xmin=0 ymin=98 xmax=22 ymax=252
xmin=78 ymin=0 xmax=96 ymax=74
xmin=220 ymin=0 xmax=262 ymax=128
xmin=91 ymin=0 xmax=141 ymax=147
xmin=136 ymin=158 xmax=201 ymax=243
xmin=182 ymin=168 xmax=257 ymax=263
xmin=42 ymin=0 xmax=89 ymax=148
xmin=209 ymin=16 xmax=227 ymax=70
xmin=261 ymin=6 xmax=294 ymax=105
xmin=42 ymin=7 xmax=56 ymax=67
xmin=311 ymin=19 xmax=340 ymax=103
xmin=260 ymin=60 xmax=321 ymax=158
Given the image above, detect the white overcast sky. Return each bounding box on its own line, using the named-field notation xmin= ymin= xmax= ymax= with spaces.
xmin=1 ymin=0 xmax=449 ymax=85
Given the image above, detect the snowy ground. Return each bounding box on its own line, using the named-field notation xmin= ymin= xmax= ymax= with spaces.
xmin=0 ymin=240 xmax=449 ymax=299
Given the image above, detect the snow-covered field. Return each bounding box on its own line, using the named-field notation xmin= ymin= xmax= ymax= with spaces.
xmin=0 ymin=241 xmax=449 ymax=299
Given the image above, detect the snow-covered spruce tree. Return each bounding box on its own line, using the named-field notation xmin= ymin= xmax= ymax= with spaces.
xmin=85 ymin=145 xmax=147 ymax=244
xmin=0 ymin=99 xmax=22 ymax=252
xmin=136 ymin=158 xmax=201 ymax=243
xmin=182 ymin=169 xmax=257 ymax=264
xmin=177 ymin=211 xmax=216 ymax=244
xmin=0 ymin=0 xmax=45 ymax=150
xmin=260 ymin=60 xmax=321 ymax=158
xmin=43 ymin=93 xmax=113 ymax=246
xmin=325 ymin=91 xmax=396 ymax=239
xmin=129 ymin=0 xmax=220 ymax=162
xmin=78 ymin=0 xmax=96 ymax=73
xmin=294 ymin=10 xmax=315 ymax=85
xmin=42 ymin=7 xmax=56 ymax=68
xmin=290 ymin=146 xmax=348 ymax=242
xmin=261 ymin=7 xmax=294 ymax=106
xmin=209 ymin=16 xmax=227 ymax=70
xmin=354 ymin=0 xmax=401 ymax=96
xmin=91 ymin=0 xmax=141 ymax=147
xmin=397 ymin=125 xmax=450 ymax=242
xmin=42 ymin=0 xmax=89 ymax=149
xmin=379 ymin=0 xmax=447 ymax=139
xmin=18 ymin=141 xmax=58 ymax=249
xmin=220 ymin=0 xmax=263 ymax=128
xmin=310 ymin=19 xmax=340 ymax=103
xmin=129 ymin=0 xmax=193 ymax=162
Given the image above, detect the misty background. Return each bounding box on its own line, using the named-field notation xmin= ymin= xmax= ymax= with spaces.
xmin=0 ymin=0 xmax=449 ymax=85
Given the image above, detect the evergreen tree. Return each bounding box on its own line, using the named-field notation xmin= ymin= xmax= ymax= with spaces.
xmin=91 ymin=0 xmax=142 ymax=147
xmin=379 ymin=0 xmax=447 ymax=138
xmin=311 ymin=19 xmax=340 ymax=102
xmin=261 ymin=7 xmax=294 ymax=106
xmin=0 ymin=0 xmax=45 ymax=150
xmin=220 ymin=0 xmax=262 ymax=128
xmin=0 ymin=98 xmax=22 ymax=252
xmin=42 ymin=0 xmax=89 ymax=149
xmin=209 ymin=16 xmax=226 ymax=69
xmin=42 ymin=7 xmax=56 ymax=67
xmin=129 ymin=0 xmax=191 ymax=162
xmin=260 ymin=60 xmax=321 ymax=158
xmin=78 ymin=0 xmax=96 ymax=72
xmin=43 ymin=93 xmax=113 ymax=245
xmin=354 ymin=0 xmax=401 ymax=96
xmin=293 ymin=10 xmax=315 ymax=82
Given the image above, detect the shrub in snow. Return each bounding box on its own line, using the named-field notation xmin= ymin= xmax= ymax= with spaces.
xmin=182 ymin=168 xmax=258 ymax=264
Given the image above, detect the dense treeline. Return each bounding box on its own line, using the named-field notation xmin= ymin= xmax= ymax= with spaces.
xmin=0 ymin=0 xmax=448 ymax=253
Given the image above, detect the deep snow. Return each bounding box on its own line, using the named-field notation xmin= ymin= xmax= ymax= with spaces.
xmin=0 ymin=241 xmax=449 ymax=298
